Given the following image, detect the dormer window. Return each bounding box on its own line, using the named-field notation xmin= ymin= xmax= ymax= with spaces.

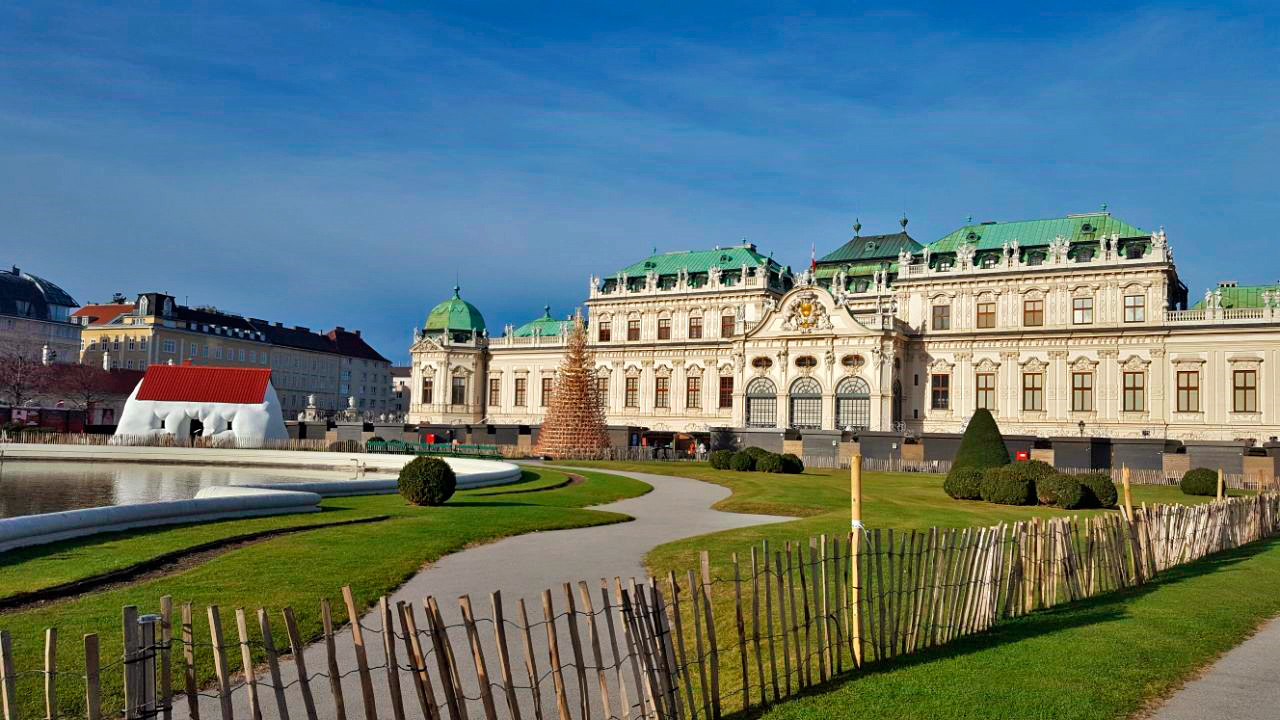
xmin=966 ymin=232 xmax=979 ymax=241
xmin=1080 ymin=223 xmax=1094 ymax=233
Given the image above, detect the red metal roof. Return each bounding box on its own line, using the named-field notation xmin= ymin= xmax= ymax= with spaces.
xmin=135 ymin=364 xmax=272 ymax=404
xmin=71 ymin=303 xmax=134 ymax=326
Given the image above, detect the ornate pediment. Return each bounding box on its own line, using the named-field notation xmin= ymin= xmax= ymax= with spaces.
xmin=1070 ymin=356 xmax=1099 ymax=372
xmin=928 ymin=358 xmax=954 ymax=373
xmin=1121 ymin=355 xmax=1150 ymax=372
xmin=1020 ymin=357 xmax=1047 ymax=373
xmin=781 ymin=290 xmax=834 ymax=334
xmin=974 ymin=357 xmax=1001 ymax=373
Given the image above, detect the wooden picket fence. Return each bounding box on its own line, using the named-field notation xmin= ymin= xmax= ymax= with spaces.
xmin=3 ymin=493 xmax=1278 ymax=720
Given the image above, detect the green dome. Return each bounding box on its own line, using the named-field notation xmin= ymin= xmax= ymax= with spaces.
xmin=512 ymin=305 xmax=573 ymax=338
xmin=425 ymin=286 xmax=486 ymax=335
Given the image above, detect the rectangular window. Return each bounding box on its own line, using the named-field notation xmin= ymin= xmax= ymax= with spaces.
xmin=657 ymin=318 xmax=671 ymax=340
xmin=1124 ymin=295 xmax=1146 ymax=323
xmin=598 ymin=322 xmax=611 ymax=342
xmin=451 ymin=377 xmax=467 ymax=405
xmin=719 ymin=377 xmax=734 ymax=409
xmin=931 ymin=305 xmax=951 ymax=331
xmin=688 ymin=316 xmax=703 ymax=339
xmin=595 ymin=376 xmax=609 ymax=408
xmin=655 ymin=377 xmax=669 ymax=408
xmin=1072 ymin=297 xmax=1094 ymax=325
xmin=1023 ymin=299 xmax=1044 ymax=327
xmin=625 ymin=377 xmax=639 ymax=408
xmin=721 ymin=315 xmax=735 ymax=338
xmin=930 ymin=374 xmax=950 ymax=410
xmin=140 ymin=339 xmax=148 ymax=350
xmin=976 ymin=301 xmax=996 ymax=329
xmin=1234 ymin=369 xmax=1258 ymax=413
xmin=686 ymin=375 xmax=701 ymax=408
xmin=1177 ymin=370 xmax=1200 ymax=412
xmin=541 ymin=376 xmax=554 ymax=407
xmin=1072 ymin=372 xmax=1093 ymax=411
xmin=1023 ymin=372 xmax=1043 ymax=411
xmin=489 ymin=378 xmax=500 ymax=406
xmin=422 ymin=378 xmax=433 ymax=405
xmin=975 ymin=372 xmax=996 ymax=411
xmin=1123 ymin=371 xmax=1145 ymax=412
xmin=127 ymin=339 xmax=136 ymax=351
xmin=627 ymin=320 xmax=640 ymax=341
xmin=514 ymin=377 xmax=527 ymax=406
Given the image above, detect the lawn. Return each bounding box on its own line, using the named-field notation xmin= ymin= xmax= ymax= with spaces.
xmin=748 ymin=535 xmax=1280 ymax=720
xmin=0 ymin=467 xmax=650 ymax=717
xmin=565 ymin=460 xmax=1262 ymax=719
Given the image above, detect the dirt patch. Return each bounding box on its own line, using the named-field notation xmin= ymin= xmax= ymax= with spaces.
xmin=0 ymin=515 xmax=388 ymax=613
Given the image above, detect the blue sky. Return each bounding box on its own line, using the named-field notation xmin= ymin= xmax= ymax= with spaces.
xmin=2 ymin=1 xmax=1277 ymax=363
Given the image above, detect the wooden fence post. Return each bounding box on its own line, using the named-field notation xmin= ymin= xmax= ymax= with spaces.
xmin=206 ymin=606 xmax=234 ymax=720
xmin=491 ymin=591 xmax=523 ymax=720
xmin=1122 ymin=467 xmax=1134 ymax=520
xmin=340 ymin=586 xmax=378 ymax=720
xmin=0 ymin=630 xmax=14 ymax=720
xmin=233 ymin=608 xmax=262 ymax=720
xmin=282 ymin=607 xmax=320 ymax=720
xmin=699 ymin=552 xmax=721 ymax=719
xmin=850 ymin=454 xmax=863 ymax=667
xmin=321 ymin=598 xmax=349 ymax=720
xmin=1218 ymin=468 xmax=1225 ymax=501
xmin=181 ymin=604 xmax=198 ymax=720
xmin=381 ymin=597 xmax=407 ymax=720
xmin=84 ymin=633 xmax=101 ymax=720
xmin=44 ymin=627 xmax=57 ymax=720
xmin=159 ymin=596 xmax=172 ymax=720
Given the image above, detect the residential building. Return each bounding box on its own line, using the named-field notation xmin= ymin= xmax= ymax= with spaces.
xmin=0 ymin=265 xmax=80 ymax=363
xmin=75 ymin=293 xmax=392 ymax=419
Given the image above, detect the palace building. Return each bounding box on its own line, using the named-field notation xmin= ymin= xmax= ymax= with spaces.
xmin=408 ymin=210 xmax=1280 ymax=463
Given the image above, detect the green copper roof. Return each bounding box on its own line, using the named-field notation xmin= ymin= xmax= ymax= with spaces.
xmin=814 ymin=261 xmax=898 ymax=280
xmin=818 ymin=232 xmax=922 ymax=264
xmin=512 ymin=306 xmax=572 ymax=337
xmin=611 ymin=245 xmax=785 ymax=277
xmin=1191 ymin=284 xmax=1279 ymax=310
xmin=928 ymin=213 xmax=1147 ymax=254
xmin=425 ymin=286 xmax=486 ymax=334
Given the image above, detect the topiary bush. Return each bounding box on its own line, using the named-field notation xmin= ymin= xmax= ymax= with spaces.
xmin=398 ymin=456 xmax=457 ymax=506
xmin=951 ymin=409 xmax=1010 ymax=472
xmin=944 ymin=467 xmax=985 ymax=500
xmin=1077 ymin=472 xmax=1119 ymax=508
xmin=755 ymin=452 xmax=784 ymax=473
xmin=328 ymin=439 xmax=363 ymax=453
xmin=780 ymin=453 xmax=805 ymax=474
xmin=1021 ymin=460 xmax=1056 ymax=482
xmin=742 ymin=446 xmax=773 ymax=461
xmin=1180 ymin=467 xmax=1219 ymax=497
xmin=709 ymin=449 xmax=735 ymax=470
xmin=1037 ymin=474 xmax=1087 ymax=509
xmin=979 ymin=466 xmax=1037 ymax=506
xmin=729 ymin=451 xmax=756 ymax=472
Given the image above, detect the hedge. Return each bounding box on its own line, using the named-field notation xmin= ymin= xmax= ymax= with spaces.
xmin=709 ymin=449 xmax=735 ymax=470
xmin=1180 ymin=467 xmax=1219 ymax=497
xmin=1077 ymin=472 xmax=1119 ymax=509
xmin=398 ymin=456 xmax=457 ymax=506
xmin=1037 ymin=474 xmax=1087 ymax=509
xmin=756 ymin=453 xmax=784 ymax=473
xmin=979 ymin=466 xmax=1037 ymax=506
xmin=729 ymin=452 xmax=756 ymax=472
xmin=780 ymin=453 xmax=805 ymax=474
xmin=944 ymin=467 xmax=985 ymax=500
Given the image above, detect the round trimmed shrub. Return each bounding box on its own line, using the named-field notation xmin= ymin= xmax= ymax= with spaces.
xmin=398 ymin=456 xmax=457 ymax=506
xmin=1180 ymin=467 xmax=1219 ymax=497
xmin=1021 ymin=460 xmax=1056 ymax=482
xmin=755 ymin=452 xmax=784 ymax=473
xmin=742 ymin=446 xmax=773 ymax=462
xmin=1077 ymin=472 xmax=1119 ymax=509
xmin=951 ymin=409 xmax=1011 ymax=472
xmin=1037 ymin=474 xmax=1087 ymax=509
xmin=729 ymin=451 xmax=756 ymax=472
xmin=780 ymin=453 xmax=805 ymax=474
xmin=944 ymin=467 xmax=985 ymax=500
xmin=709 ymin=449 xmax=735 ymax=470
xmin=980 ymin=466 xmax=1037 ymax=506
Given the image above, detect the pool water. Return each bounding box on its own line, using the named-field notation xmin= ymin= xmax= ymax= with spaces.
xmin=0 ymin=461 xmax=391 ymax=518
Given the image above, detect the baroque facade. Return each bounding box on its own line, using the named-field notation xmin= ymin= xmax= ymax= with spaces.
xmin=409 ymin=211 xmax=1280 ymax=444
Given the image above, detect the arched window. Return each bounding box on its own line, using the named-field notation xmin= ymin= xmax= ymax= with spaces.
xmin=836 ymin=377 xmax=871 ymax=430
xmin=789 ymin=377 xmax=822 ymax=430
xmin=746 ymin=377 xmax=777 ymax=428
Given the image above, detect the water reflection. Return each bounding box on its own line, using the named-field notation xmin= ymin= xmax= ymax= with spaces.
xmin=0 ymin=461 xmax=389 ymax=518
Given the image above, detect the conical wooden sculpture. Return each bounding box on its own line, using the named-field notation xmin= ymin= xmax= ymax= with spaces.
xmin=533 ymin=314 xmax=611 ymax=458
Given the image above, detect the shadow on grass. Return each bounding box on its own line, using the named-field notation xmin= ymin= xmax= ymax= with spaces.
xmin=732 ymin=536 xmax=1280 ymax=719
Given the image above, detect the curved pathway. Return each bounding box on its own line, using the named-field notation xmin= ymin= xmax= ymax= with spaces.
xmin=1148 ymin=614 xmax=1280 ymax=720
xmin=178 ymin=464 xmax=788 ymax=719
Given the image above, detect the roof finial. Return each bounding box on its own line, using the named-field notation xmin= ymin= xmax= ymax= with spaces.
xmin=900 ymin=212 xmax=909 ymax=231
xmin=543 ymin=304 xmax=551 ymax=317
xmin=853 ymin=218 xmax=862 ymax=236
xmin=966 ymin=214 xmax=973 ymax=224
xmin=1101 ymin=202 xmax=1108 ymax=213
xmin=452 ymin=284 xmax=461 ymax=298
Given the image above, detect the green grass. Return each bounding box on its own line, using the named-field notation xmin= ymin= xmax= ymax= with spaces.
xmin=748 ymin=536 xmax=1280 ymax=720
xmin=0 ymin=467 xmax=650 ymax=717
xmin=566 ymin=460 xmax=1260 ymax=719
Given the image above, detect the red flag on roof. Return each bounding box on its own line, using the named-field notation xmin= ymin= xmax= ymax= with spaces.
xmin=810 ymin=243 xmax=817 ymax=273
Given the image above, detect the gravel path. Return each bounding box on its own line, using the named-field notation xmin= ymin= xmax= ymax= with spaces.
xmin=176 ymin=464 xmax=788 ymax=719
xmin=1148 ymin=614 xmax=1280 ymax=720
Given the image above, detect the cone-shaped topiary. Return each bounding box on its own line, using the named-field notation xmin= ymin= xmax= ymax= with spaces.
xmin=398 ymin=456 xmax=457 ymax=506
xmin=951 ymin=409 xmax=1010 ymax=471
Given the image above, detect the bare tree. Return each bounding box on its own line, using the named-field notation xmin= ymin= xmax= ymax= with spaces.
xmin=49 ymin=361 xmax=113 ymax=411
xmin=0 ymin=339 xmax=52 ymax=408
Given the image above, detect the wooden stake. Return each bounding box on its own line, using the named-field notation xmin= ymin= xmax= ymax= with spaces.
xmin=321 ymin=598 xmax=349 ymax=720
xmin=1122 ymin=467 xmax=1135 ymax=520
xmin=283 ymin=607 xmax=320 ymax=720
xmin=459 ymin=595 xmax=497 ymax=720
xmin=0 ymin=630 xmax=13 ymax=720
xmin=849 ymin=454 xmax=863 ymax=667
xmin=733 ymin=552 xmax=750 ymax=707
xmin=234 ymin=608 xmax=262 ymax=720
xmin=341 ymin=586 xmax=378 ymax=720
xmin=84 ymin=633 xmax=101 ymax=720
xmin=596 ymin=582 xmax=626 ymax=720
xmin=666 ymin=572 xmax=697 ymax=720
xmin=381 ymin=597 xmax=407 ymax=720
xmin=699 ymin=551 xmax=721 ymax=718
xmin=207 ymin=606 xmax=234 ymax=720
xmin=763 ymin=542 xmax=780 ymax=701
xmin=750 ymin=547 xmax=766 ymax=706
xmin=44 ymin=627 xmax=57 ymax=720
xmin=397 ymin=602 xmax=437 ymax=720
xmin=542 ymin=589 xmax=573 ymax=720
xmin=560 ymin=584 xmax=590 ymax=720
xmin=257 ymin=610 xmax=291 ymax=720
xmin=181 ymin=604 xmax=198 ymax=720
xmin=159 ymin=596 xmax=173 ymax=720
xmin=492 ymin=591 xmax=523 ymax=720
xmin=517 ymin=598 xmax=546 ymax=720
xmin=1218 ymin=467 xmax=1226 ymax=501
